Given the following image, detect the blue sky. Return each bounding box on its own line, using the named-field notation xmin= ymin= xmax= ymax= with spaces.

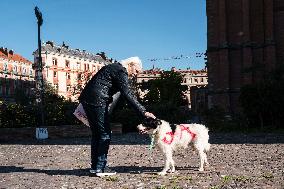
xmin=0 ymin=0 xmax=207 ymax=70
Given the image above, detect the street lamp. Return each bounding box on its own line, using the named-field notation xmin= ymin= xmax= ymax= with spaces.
xmin=34 ymin=6 xmax=47 ymax=139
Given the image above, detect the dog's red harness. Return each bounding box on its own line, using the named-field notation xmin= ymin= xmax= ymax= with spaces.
xmin=180 ymin=124 xmax=196 ymax=140
xmin=162 ymin=132 xmax=175 ymax=144
xmin=162 ymin=124 xmax=196 ymax=145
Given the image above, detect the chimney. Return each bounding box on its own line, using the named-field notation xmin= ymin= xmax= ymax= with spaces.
xmin=9 ymin=49 xmax=14 ymax=55
xmin=46 ymin=41 xmax=54 ymax=47
xmin=1 ymin=48 xmax=9 ymax=55
xmin=62 ymin=41 xmax=69 ymax=49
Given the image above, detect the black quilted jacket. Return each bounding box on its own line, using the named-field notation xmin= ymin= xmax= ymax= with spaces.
xmin=79 ymin=63 xmax=146 ymax=117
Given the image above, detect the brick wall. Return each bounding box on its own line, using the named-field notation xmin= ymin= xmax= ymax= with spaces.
xmin=206 ymin=0 xmax=282 ymax=113
xmin=274 ymin=0 xmax=284 ymax=65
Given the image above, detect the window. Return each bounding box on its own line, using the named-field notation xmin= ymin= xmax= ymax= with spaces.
xmin=54 ymin=84 xmax=59 ymax=91
xmin=66 ymin=85 xmax=71 ymax=92
xmin=65 ymin=60 xmax=70 ymax=68
xmin=52 ymin=58 xmax=57 ymax=66
xmin=92 ymin=65 xmax=96 ymax=72
xmin=13 ymin=65 xmax=17 ymax=74
xmin=77 ymin=73 xmax=81 ymax=80
xmin=4 ymin=63 xmax=8 ymax=71
xmin=84 ymin=64 xmax=87 ymax=71
xmin=22 ymin=67 xmax=27 ymax=75
xmin=66 ymin=72 xmax=71 ymax=80
xmin=77 ymin=62 xmax=81 ymax=70
xmin=53 ymin=71 xmax=57 ymax=77
xmin=29 ymin=69 xmax=33 ymax=76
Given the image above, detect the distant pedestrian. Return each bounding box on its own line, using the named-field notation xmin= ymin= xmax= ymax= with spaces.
xmin=78 ymin=57 xmax=155 ymax=177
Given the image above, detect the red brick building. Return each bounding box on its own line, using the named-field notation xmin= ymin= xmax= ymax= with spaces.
xmin=0 ymin=48 xmax=34 ymax=101
xmin=206 ymin=0 xmax=284 ymax=113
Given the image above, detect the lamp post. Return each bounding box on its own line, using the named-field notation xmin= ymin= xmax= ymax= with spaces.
xmin=34 ymin=6 xmax=47 ymax=139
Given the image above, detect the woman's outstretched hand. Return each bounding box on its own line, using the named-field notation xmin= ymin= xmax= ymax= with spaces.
xmin=144 ymin=112 xmax=156 ymax=119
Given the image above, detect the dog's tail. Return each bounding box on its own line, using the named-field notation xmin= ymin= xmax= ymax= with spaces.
xmin=198 ymin=124 xmax=210 ymax=151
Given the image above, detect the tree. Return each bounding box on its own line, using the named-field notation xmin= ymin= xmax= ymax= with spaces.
xmin=0 ymin=82 xmax=79 ymax=128
xmin=239 ymin=65 xmax=284 ymax=129
xmin=139 ymin=70 xmax=189 ymax=123
xmin=141 ymin=71 xmax=187 ymax=106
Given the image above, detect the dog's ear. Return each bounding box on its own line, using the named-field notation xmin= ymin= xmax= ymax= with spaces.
xmin=156 ymin=119 xmax=162 ymax=125
xmin=142 ymin=117 xmax=159 ymax=129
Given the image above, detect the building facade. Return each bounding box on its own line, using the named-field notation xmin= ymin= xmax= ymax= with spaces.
xmin=33 ymin=41 xmax=110 ymax=100
xmin=190 ymin=86 xmax=208 ymax=114
xmin=179 ymin=69 xmax=208 ymax=107
xmin=0 ymin=47 xmax=34 ymax=101
xmin=206 ymin=0 xmax=284 ymax=113
xmin=137 ymin=68 xmax=208 ymax=108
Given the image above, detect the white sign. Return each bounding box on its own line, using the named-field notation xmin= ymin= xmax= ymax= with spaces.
xmin=73 ymin=103 xmax=90 ymax=126
xmin=36 ymin=128 xmax=48 ymax=139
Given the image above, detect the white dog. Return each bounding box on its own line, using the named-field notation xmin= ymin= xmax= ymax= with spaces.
xmin=138 ymin=119 xmax=210 ymax=175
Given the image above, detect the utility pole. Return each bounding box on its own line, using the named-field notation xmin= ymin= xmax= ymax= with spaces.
xmin=34 ymin=6 xmax=47 ymax=139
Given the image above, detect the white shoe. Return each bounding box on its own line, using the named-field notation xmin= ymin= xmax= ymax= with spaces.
xmin=90 ymin=167 xmax=117 ymax=177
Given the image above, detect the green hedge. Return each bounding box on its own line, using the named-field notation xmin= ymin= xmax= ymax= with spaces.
xmin=0 ymin=101 xmax=80 ymax=128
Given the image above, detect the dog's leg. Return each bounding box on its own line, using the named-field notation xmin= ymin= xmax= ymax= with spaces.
xmin=158 ymin=149 xmax=173 ymax=176
xmin=194 ymin=143 xmax=206 ymax=171
xmin=204 ymin=153 xmax=209 ymax=166
xmin=197 ymin=149 xmax=206 ymax=171
xmin=169 ymin=157 xmax=175 ymax=173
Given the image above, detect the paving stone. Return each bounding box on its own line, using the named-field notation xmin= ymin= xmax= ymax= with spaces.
xmin=0 ymin=133 xmax=283 ymax=188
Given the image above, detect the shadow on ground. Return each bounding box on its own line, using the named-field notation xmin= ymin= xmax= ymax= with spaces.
xmin=0 ymin=166 xmax=91 ymax=177
xmin=0 ymin=165 xmax=202 ymax=176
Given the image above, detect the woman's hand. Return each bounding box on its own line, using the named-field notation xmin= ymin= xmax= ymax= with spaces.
xmin=144 ymin=112 xmax=156 ymax=119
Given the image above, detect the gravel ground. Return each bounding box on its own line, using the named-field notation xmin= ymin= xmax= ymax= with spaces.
xmin=0 ymin=133 xmax=283 ymax=189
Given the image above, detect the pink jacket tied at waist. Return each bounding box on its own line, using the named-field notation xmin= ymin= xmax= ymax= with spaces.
xmin=73 ymin=103 xmax=90 ymax=126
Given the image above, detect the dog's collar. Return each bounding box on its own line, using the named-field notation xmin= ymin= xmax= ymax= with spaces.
xmin=149 ymin=131 xmax=157 ymax=150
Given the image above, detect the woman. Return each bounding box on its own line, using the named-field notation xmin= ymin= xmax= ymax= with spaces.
xmin=79 ymin=57 xmax=155 ymax=177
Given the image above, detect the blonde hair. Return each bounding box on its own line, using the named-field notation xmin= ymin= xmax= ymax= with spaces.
xmin=120 ymin=56 xmax=142 ymax=71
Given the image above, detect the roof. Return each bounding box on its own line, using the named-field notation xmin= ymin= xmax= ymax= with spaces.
xmin=34 ymin=41 xmax=110 ymax=64
xmin=0 ymin=50 xmax=32 ymax=65
xmin=141 ymin=69 xmax=207 ymax=75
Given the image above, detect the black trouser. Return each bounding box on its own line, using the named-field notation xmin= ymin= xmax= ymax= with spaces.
xmin=81 ymin=102 xmax=111 ymax=171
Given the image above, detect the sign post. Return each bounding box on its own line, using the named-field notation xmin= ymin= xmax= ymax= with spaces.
xmin=34 ymin=6 xmax=47 ymax=139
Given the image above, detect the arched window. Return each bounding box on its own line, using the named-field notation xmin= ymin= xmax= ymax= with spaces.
xmin=66 ymin=72 xmax=71 ymax=80
xmin=52 ymin=58 xmax=58 ymax=66
xmin=3 ymin=63 xmax=8 ymax=71
xmin=65 ymin=60 xmax=70 ymax=68
xmin=13 ymin=65 xmax=17 ymax=74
